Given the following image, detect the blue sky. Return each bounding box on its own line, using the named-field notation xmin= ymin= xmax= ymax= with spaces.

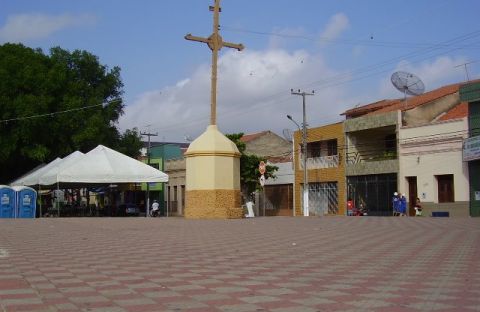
xmin=1 ymin=0 xmax=479 ymax=142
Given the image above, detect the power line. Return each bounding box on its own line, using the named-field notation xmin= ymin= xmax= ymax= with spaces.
xmin=4 ymin=29 xmax=479 ymax=133
xmin=151 ymin=30 xmax=480 ymax=133
xmin=0 ymin=99 xmax=121 ymax=124
xmin=221 ymin=26 xmax=480 ymax=50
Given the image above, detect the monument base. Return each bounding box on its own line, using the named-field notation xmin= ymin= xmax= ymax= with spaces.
xmin=184 ymin=125 xmax=243 ymax=219
xmin=185 ymin=189 xmax=243 ymax=219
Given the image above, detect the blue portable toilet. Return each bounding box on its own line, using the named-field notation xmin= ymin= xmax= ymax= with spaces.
xmin=12 ymin=186 xmax=37 ymax=218
xmin=0 ymin=185 xmax=16 ymax=218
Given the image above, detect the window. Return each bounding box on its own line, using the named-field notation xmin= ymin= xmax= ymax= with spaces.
xmin=307 ymin=140 xmax=337 ymax=158
xmin=385 ymin=134 xmax=396 ymax=153
xmin=181 ymin=185 xmax=185 ymax=207
xmin=327 ymin=139 xmax=337 ymax=156
xmin=149 ymin=163 xmax=159 ymax=170
xmin=437 ymin=174 xmax=454 ymax=203
xmin=307 ymin=141 xmax=321 ymax=158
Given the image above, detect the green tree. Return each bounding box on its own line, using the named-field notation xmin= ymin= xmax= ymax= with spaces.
xmin=226 ymin=133 xmax=278 ymax=200
xmin=0 ymin=43 xmax=141 ymax=183
xmin=117 ymin=128 xmax=143 ymax=158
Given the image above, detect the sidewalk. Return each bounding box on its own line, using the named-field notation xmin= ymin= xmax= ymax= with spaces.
xmin=1 ymin=217 xmax=479 ymax=311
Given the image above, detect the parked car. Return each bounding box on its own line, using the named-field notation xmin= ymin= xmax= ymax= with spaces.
xmin=118 ymin=203 xmax=140 ymax=216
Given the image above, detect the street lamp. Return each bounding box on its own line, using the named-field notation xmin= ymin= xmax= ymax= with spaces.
xmin=287 ymin=114 xmax=309 ymax=217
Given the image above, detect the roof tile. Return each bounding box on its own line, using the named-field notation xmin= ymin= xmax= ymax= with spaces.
xmin=438 ymin=102 xmax=468 ymax=121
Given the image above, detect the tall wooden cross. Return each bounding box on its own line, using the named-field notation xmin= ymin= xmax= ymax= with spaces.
xmin=185 ymin=0 xmax=244 ymax=126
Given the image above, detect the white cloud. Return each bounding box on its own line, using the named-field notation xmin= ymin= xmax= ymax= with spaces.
xmin=0 ymin=13 xmax=96 ymax=42
xmin=320 ymin=13 xmax=349 ymax=41
xmin=119 ymin=12 xmax=355 ymax=142
xmin=119 ymin=48 xmax=350 ymax=142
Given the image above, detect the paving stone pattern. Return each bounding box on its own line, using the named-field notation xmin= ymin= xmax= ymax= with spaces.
xmin=0 ymin=217 xmax=479 ymax=311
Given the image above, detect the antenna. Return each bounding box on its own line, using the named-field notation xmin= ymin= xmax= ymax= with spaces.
xmin=454 ymin=60 xmax=478 ymax=82
xmin=391 ymin=71 xmax=425 ymax=108
xmin=282 ymin=129 xmax=293 ymax=142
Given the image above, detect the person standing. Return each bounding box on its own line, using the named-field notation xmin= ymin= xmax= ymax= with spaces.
xmin=400 ymin=194 xmax=407 ymax=216
xmin=392 ymin=192 xmax=400 ymax=216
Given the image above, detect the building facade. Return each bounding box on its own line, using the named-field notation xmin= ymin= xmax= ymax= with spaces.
xmin=399 ymin=117 xmax=469 ymax=217
xmin=262 ymin=160 xmax=294 ymax=216
xmin=340 ymin=80 xmax=474 ymax=216
xmin=164 ymin=158 xmax=186 ymax=216
xmin=343 ymin=111 xmax=400 ymax=216
xmin=460 ymin=80 xmax=480 ymax=217
xmin=292 ymin=122 xmax=346 ymax=216
xmin=141 ymin=142 xmax=186 ymax=216
xmin=164 ymin=131 xmax=293 ymax=217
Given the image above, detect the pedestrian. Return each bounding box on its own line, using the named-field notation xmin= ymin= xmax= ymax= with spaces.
xmin=392 ymin=192 xmax=400 ymax=216
xmin=400 ymin=194 xmax=407 ymax=216
xmin=414 ymin=197 xmax=422 ymax=216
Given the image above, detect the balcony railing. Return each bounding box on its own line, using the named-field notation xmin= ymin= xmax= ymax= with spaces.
xmin=300 ymin=154 xmax=339 ymax=169
xmin=346 ymin=151 xmax=397 ymax=164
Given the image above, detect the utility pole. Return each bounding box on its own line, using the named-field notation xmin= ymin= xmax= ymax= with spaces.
xmin=141 ymin=129 xmax=158 ymax=217
xmin=291 ymin=89 xmax=314 ymax=216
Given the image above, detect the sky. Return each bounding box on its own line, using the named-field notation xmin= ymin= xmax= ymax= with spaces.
xmin=1 ymin=0 xmax=480 ymax=143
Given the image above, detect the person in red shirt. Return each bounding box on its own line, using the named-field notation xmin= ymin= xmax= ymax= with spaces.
xmin=347 ymin=198 xmax=354 ymax=216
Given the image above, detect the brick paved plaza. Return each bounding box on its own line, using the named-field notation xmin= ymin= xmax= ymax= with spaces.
xmin=1 ymin=217 xmax=479 ymax=312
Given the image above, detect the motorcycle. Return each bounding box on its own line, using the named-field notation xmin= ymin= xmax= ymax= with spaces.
xmin=149 ymin=205 xmax=160 ymax=217
xmin=352 ymin=204 xmax=368 ymax=216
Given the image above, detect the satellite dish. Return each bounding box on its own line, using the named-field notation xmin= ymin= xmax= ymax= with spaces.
xmin=391 ymin=71 xmax=425 ymax=96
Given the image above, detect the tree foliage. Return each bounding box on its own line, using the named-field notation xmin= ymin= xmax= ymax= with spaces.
xmin=226 ymin=133 xmax=278 ymax=199
xmin=0 ymin=43 xmax=141 ymax=183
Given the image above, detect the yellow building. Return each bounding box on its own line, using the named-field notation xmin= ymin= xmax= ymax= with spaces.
xmin=292 ymin=122 xmax=346 ymax=216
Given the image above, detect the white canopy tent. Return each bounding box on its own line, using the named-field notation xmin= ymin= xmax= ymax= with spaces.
xmin=38 ymin=151 xmax=85 ymax=186
xmin=42 ymin=145 xmax=168 ymax=185
xmin=10 ymin=146 xmax=168 ymax=217
xmin=11 ymin=157 xmax=63 ymax=186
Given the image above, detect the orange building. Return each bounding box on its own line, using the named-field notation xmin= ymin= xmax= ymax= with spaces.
xmin=292 ymin=122 xmax=346 ymax=216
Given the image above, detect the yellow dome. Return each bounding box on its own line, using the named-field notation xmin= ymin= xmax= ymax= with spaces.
xmin=185 ymin=125 xmax=240 ymax=157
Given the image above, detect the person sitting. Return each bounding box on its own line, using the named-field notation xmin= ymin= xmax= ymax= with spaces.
xmin=347 ymin=198 xmax=354 ymax=216
xmin=414 ymin=197 xmax=422 ymax=216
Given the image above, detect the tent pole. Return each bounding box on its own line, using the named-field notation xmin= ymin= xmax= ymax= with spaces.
xmin=39 ymin=184 xmax=42 ymax=218
xmin=57 ymin=182 xmax=60 ymax=217
xmin=166 ymin=185 xmax=169 ymax=218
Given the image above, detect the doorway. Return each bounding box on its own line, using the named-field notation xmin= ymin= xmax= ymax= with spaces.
xmin=406 ymin=176 xmax=418 ymax=216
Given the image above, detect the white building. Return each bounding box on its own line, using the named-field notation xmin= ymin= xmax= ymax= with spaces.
xmin=399 ymin=109 xmax=469 ymax=216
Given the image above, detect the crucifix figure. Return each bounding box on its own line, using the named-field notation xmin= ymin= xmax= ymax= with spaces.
xmin=185 ymin=0 xmax=244 ymax=126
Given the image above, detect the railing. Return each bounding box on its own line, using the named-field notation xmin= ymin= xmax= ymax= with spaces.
xmin=346 ymin=151 xmax=396 ymax=164
xmin=300 ymin=154 xmax=339 ymax=169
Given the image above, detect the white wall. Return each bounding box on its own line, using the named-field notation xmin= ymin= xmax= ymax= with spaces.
xmin=399 ymin=118 xmax=469 ymax=203
xmin=265 ymin=161 xmax=293 ymax=185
